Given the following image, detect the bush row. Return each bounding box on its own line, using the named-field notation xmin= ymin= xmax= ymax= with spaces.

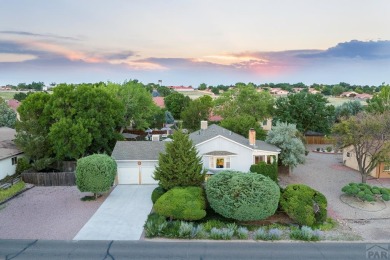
xmin=342 ymin=183 xmax=390 ymax=202
xmin=144 ymin=213 xmax=323 ymax=241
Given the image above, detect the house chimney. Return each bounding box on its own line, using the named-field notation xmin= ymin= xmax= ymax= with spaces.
xmin=201 ymin=120 xmax=208 ymax=130
xmin=249 ymin=128 xmax=256 ymax=146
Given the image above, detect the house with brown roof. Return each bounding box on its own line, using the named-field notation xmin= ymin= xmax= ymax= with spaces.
xmin=0 ymin=127 xmax=24 ymax=180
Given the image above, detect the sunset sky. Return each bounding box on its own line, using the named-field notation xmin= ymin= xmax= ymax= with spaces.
xmin=1 ymin=0 xmax=390 ymax=87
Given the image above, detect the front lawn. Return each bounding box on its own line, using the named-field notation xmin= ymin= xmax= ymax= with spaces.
xmin=0 ymin=181 xmax=26 ymax=203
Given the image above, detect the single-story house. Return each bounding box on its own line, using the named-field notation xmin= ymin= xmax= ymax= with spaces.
xmin=111 ymin=122 xmax=280 ymax=185
xmin=0 ymin=127 xmax=24 ymax=180
xmin=343 ymin=145 xmax=390 ymax=179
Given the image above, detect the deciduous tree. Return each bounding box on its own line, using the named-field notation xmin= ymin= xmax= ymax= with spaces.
xmin=220 ymin=115 xmax=266 ymax=140
xmin=273 ymin=92 xmax=335 ymax=134
xmin=332 ymin=111 xmax=390 ymax=183
xmin=366 ymin=85 xmax=390 ymax=113
xmin=214 ymin=85 xmax=274 ymax=121
xmin=164 ymin=92 xmax=191 ymax=119
xmin=181 ymin=95 xmax=213 ymax=131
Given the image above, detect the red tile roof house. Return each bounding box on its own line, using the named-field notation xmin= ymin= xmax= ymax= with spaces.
xmin=111 ymin=122 xmax=280 ymax=185
xmin=7 ymin=99 xmax=21 ymax=120
xmin=0 ymin=127 xmax=24 ymax=180
xmin=152 ymin=97 xmax=165 ymax=108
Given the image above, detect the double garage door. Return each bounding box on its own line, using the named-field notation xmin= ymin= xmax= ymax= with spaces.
xmin=117 ymin=162 xmax=158 ymax=185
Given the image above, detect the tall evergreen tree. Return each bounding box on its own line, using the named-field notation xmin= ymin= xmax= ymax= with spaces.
xmin=154 ymin=130 xmax=205 ymax=190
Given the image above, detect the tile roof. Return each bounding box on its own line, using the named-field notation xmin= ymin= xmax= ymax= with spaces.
xmin=189 ymin=124 xmax=280 ymax=152
xmin=152 ymin=97 xmax=165 ymax=108
xmin=111 ymin=141 xmax=166 ymax=161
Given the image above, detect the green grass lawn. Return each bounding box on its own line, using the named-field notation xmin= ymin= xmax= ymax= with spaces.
xmin=0 ymin=181 xmax=26 ymax=202
xmin=0 ymin=92 xmax=17 ymax=100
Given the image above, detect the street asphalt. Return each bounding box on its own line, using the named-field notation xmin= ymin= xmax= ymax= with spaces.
xmin=73 ymin=185 xmax=156 ymax=240
xmin=0 ymin=239 xmax=382 ymax=260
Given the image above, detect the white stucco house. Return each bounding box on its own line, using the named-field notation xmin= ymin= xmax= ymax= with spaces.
xmin=111 ymin=123 xmax=280 ymax=185
xmin=0 ymin=127 xmax=24 ymax=180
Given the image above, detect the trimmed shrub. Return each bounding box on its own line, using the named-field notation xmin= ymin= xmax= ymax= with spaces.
xmin=154 ymin=186 xmax=206 ymax=221
xmin=280 ymin=184 xmax=327 ymax=227
xmin=15 ymin=157 xmax=31 ymax=175
xmin=203 ymin=219 xmax=226 ymax=232
xmin=342 ymin=183 xmax=390 ymax=202
xmin=236 ymin=227 xmax=249 ymax=239
xmin=75 ymin=154 xmax=117 ymax=198
xmin=144 ymin=213 xmax=168 ymax=238
xmin=249 ymin=161 xmax=278 ymax=183
xmin=205 ymin=170 xmax=280 ymax=221
xmin=290 ymin=226 xmax=322 ymax=241
xmin=151 ymin=186 xmax=166 ymax=204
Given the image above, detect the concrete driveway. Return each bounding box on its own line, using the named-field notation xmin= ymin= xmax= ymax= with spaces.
xmin=74 ymin=185 xmax=156 ymax=240
xmin=280 ymin=145 xmax=390 ymax=240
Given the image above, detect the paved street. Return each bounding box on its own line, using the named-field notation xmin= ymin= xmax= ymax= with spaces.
xmin=0 ymin=239 xmax=381 ymax=260
xmin=73 ymin=185 xmax=156 ymax=240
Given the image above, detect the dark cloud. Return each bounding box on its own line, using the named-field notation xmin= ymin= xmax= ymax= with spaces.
xmin=0 ymin=30 xmax=79 ymax=41
xmin=298 ymin=40 xmax=390 ymax=59
xmin=0 ymin=40 xmax=63 ymax=59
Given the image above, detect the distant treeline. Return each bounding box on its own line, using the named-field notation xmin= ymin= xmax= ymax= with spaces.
xmin=4 ymin=80 xmax=385 ymax=96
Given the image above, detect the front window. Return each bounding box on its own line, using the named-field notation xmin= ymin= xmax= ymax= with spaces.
xmin=384 ymin=165 xmax=390 ymax=172
xmin=210 ymin=157 xmax=230 ymax=169
xmin=11 ymin=157 xmax=17 ymax=165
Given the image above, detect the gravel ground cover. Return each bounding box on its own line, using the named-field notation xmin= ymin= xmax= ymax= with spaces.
xmin=280 ymin=145 xmax=390 ymax=241
xmin=0 ymin=186 xmax=109 ymax=240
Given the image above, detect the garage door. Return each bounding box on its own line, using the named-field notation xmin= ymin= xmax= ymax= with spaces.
xmin=117 ymin=166 xmax=158 ymax=185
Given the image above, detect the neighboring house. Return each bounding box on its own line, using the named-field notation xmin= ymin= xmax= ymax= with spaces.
xmin=7 ymin=99 xmax=21 ymax=120
xmin=260 ymin=118 xmax=272 ymax=131
xmin=355 ymin=93 xmax=373 ymax=100
xmin=343 ymin=145 xmax=390 ymax=179
xmin=168 ymin=86 xmax=194 ymax=92
xmin=269 ymin=88 xmax=289 ymax=96
xmin=0 ymin=127 xmax=23 ymax=180
xmin=340 ymin=91 xmax=358 ymax=98
xmin=152 ymin=97 xmax=165 ymax=108
xmin=111 ymin=122 xmax=280 ymax=185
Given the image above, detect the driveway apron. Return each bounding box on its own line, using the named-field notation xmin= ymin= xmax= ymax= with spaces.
xmin=74 ymin=185 xmax=156 ymax=240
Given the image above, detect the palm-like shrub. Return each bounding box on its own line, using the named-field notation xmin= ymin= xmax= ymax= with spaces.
xmin=75 ymin=154 xmax=117 ymax=199
xmin=205 ymin=170 xmax=280 ymax=221
xmin=280 ymin=184 xmax=327 ymax=227
xmin=154 ymin=186 xmax=206 ymax=221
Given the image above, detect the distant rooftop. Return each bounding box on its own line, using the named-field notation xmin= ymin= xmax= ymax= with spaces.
xmin=0 ymin=127 xmax=23 ymax=160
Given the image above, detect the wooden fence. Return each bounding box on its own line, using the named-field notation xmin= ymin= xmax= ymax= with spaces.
xmin=304 ymin=135 xmax=331 ymax=145
xmin=22 ymin=172 xmax=75 ymax=186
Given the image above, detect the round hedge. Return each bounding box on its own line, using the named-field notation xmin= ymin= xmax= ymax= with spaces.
xmin=205 ymin=170 xmax=280 ymax=221
xmin=151 ymin=186 xmax=166 ymax=204
xmin=76 ymin=154 xmax=117 ymax=195
xmin=154 ymin=186 xmax=206 ymax=221
xmin=280 ymin=184 xmax=327 ymax=227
